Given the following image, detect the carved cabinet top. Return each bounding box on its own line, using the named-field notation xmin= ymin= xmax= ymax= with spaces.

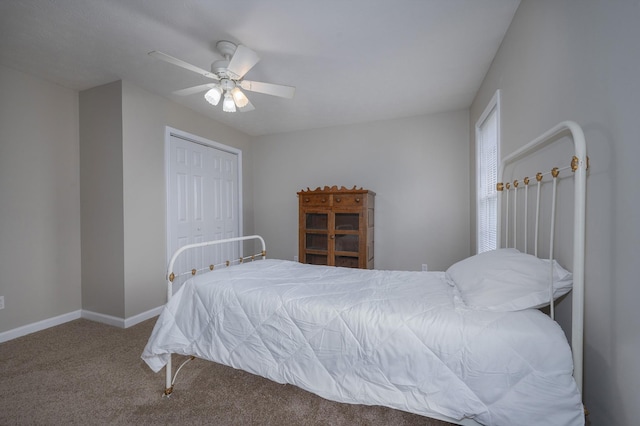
xmin=297 ymin=185 xmax=374 ymax=195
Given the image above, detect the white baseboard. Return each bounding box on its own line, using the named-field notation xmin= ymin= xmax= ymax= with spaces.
xmin=81 ymin=310 xmax=126 ymax=328
xmin=0 ymin=306 xmax=163 ymax=343
xmin=0 ymin=310 xmax=82 ymax=343
xmin=123 ymin=305 xmax=163 ymax=328
xmin=80 ymin=306 xmax=163 ymax=328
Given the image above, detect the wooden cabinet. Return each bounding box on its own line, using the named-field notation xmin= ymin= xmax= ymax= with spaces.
xmin=298 ymin=186 xmax=375 ymax=269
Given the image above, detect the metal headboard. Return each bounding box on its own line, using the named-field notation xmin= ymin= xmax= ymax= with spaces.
xmin=497 ymin=121 xmax=587 ymax=395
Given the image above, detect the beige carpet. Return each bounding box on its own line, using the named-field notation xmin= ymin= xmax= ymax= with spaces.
xmin=0 ymin=318 xmax=456 ymax=425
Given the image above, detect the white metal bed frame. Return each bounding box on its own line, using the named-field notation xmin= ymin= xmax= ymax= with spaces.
xmin=157 ymin=121 xmax=587 ymax=424
xmin=497 ymin=120 xmax=587 ymax=396
xmin=163 ymin=234 xmax=267 ymax=396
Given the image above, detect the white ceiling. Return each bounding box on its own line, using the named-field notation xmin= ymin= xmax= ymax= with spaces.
xmin=0 ymin=0 xmax=520 ymax=136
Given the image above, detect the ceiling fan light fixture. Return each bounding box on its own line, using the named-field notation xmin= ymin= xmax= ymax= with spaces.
xmin=204 ymin=87 xmax=222 ymax=106
xmin=222 ymin=92 xmax=236 ymax=112
xmin=231 ymin=87 xmax=249 ymax=108
xmin=152 ymin=41 xmax=295 ymax=114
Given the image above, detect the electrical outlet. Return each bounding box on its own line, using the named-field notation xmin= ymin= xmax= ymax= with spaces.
xmin=421 ymin=264 xmax=428 ymax=272
xmin=294 ymin=255 xmax=299 ymax=262
xmin=0 ymin=296 xmax=4 ymax=310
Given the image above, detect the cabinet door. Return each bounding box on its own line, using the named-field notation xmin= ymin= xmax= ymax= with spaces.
xmin=302 ymin=212 xmax=329 ymax=265
xmin=333 ymin=212 xmax=361 ymax=268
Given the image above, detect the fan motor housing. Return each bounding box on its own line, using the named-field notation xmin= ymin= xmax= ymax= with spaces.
xmin=211 ymin=60 xmax=230 ymax=77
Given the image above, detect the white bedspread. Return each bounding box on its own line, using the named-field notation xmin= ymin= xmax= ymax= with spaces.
xmin=142 ymin=259 xmax=583 ymax=425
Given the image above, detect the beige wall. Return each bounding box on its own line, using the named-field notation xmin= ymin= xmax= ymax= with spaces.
xmin=0 ymin=65 xmax=82 ymax=332
xmin=470 ymin=1 xmax=640 ymax=424
xmin=1 ymin=71 xmax=253 ymax=334
xmin=0 ymin=63 xmax=469 ymax=333
xmin=252 ymin=110 xmax=470 ymax=271
xmin=120 ymin=81 xmax=253 ymax=318
xmin=79 ymin=80 xmax=253 ymax=322
xmin=1 ymin=66 xmax=468 ymax=335
xmin=79 ymin=81 xmax=125 ymax=317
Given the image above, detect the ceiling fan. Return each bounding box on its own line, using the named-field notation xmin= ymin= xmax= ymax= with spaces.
xmin=149 ymin=40 xmax=295 ymax=112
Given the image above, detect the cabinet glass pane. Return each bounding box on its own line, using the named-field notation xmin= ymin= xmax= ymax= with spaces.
xmin=306 ymin=234 xmax=328 ymax=251
xmin=335 ymin=213 xmax=359 ymax=231
xmin=335 ymin=256 xmax=359 ymax=268
xmin=306 ymin=254 xmax=328 ymax=265
xmin=306 ymin=213 xmax=328 ymax=230
xmin=335 ymin=234 xmax=359 ymax=252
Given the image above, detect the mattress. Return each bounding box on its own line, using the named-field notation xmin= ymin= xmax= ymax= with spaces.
xmin=142 ymin=259 xmax=583 ymax=425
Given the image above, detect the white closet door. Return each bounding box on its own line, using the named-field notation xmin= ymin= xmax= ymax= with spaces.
xmin=167 ymin=132 xmax=240 ymax=285
xmin=208 ymin=147 xmax=240 ymax=264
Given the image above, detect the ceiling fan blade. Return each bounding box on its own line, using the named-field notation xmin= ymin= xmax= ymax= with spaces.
xmin=227 ymin=45 xmax=260 ymax=79
xmin=172 ymin=84 xmax=217 ymax=96
xmin=239 ymin=98 xmax=255 ymax=112
xmin=149 ymin=51 xmax=219 ymax=80
xmin=240 ymin=80 xmax=296 ymax=99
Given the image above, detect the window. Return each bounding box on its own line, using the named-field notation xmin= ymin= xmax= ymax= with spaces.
xmin=475 ymin=90 xmax=500 ymax=253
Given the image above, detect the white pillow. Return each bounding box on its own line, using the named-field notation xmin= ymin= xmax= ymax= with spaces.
xmin=445 ymin=248 xmax=573 ymax=311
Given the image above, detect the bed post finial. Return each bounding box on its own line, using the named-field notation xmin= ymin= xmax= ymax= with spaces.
xmin=571 ymin=155 xmax=590 ymax=172
xmin=497 ymin=182 xmax=504 ymax=191
xmin=571 ymin=156 xmax=579 ymax=172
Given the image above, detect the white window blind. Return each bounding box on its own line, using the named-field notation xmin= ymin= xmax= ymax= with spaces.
xmin=476 ymin=91 xmax=500 ymax=253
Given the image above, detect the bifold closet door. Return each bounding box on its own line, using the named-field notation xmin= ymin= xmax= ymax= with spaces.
xmin=167 ymin=134 xmax=240 ymax=284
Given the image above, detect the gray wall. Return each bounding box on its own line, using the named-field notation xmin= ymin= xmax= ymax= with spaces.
xmin=252 ymin=110 xmax=471 ymax=272
xmin=0 ymin=65 xmax=82 ymax=332
xmin=470 ymin=1 xmax=640 ymax=424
